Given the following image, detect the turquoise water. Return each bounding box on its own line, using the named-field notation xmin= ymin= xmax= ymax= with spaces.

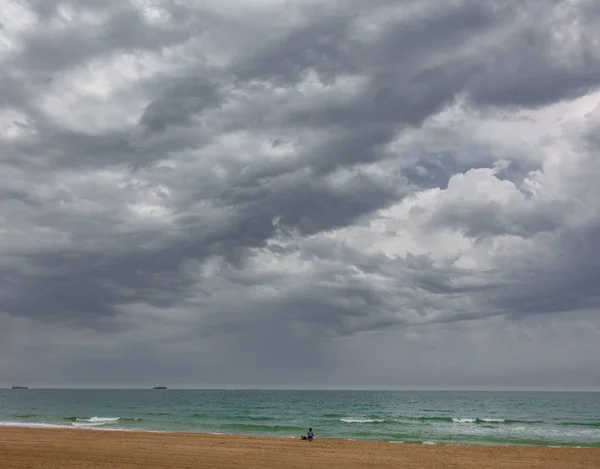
xmin=0 ymin=390 xmax=599 ymax=447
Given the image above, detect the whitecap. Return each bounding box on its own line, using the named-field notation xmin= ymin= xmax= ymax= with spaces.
xmin=339 ymin=417 xmax=385 ymax=423
xmin=452 ymin=418 xmax=476 ymax=423
xmin=80 ymin=417 xmax=120 ymax=423
xmin=73 ymin=417 xmax=120 ymax=427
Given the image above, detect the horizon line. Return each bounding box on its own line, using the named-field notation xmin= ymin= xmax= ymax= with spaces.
xmin=3 ymin=387 xmax=600 ymax=392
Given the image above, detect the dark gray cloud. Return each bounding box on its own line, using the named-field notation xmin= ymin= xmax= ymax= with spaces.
xmin=139 ymin=78 xmax=222 ymax=133
xmin=469 ymin=1 xmax=600 ymax=107
xmin=1 ymin=0 xmax=600 ymax=389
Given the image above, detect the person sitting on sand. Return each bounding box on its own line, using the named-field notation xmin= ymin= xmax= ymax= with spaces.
xmin=301 ymin=428 xmax=315 ymax=441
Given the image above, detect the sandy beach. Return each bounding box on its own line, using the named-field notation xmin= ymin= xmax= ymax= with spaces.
xmin=0 ymin=428 xmax=598 ymax=469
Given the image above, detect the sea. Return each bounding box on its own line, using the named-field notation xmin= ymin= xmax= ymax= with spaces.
xmin=0 ymin=389 xmax=599 ymax=447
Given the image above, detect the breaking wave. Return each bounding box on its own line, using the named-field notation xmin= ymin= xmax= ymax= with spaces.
xmin=71 ymin=417 xmax=121 ymax=427
xmin=335 ymin=415 xmax=547 ymax=425
xmin=408 ymin=416 xmax=541 ymax=425
xmin=339 ymin=417 xmax=386 ymax=424
xmin=452 ymin=418 xmax=505 ymax=424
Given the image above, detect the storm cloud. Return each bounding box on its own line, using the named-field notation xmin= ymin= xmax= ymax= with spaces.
xmin=1 ymin=0 xmax=600 ymax=390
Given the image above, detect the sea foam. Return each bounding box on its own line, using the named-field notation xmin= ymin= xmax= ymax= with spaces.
xmin=339 ymin=417 xmax=386 ymax=423
xmin=451 ymin=417 xmax=506 ymax=424
xmin=0 ymin=421 xmax=125 ymax=431
xmin=72 ymin=417 xmax=120 ymax=427
xmin=0 ymin=421 xmax=71 ymax=429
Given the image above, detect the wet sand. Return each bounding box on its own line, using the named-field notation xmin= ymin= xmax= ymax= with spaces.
xmin=0 ymin=427 xmax=599 ymax=468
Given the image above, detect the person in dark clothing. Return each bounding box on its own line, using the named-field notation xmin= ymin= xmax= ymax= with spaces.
xmin=301 ymin=428 xmax=315 ymax=441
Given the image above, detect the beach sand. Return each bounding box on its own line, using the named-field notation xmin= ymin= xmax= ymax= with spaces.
xmin=1 ymin=428 xmax=599 ymax=468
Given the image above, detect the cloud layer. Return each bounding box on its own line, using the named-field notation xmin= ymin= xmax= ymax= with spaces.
xmin=1 ymin=0 xmax=600 ymax=389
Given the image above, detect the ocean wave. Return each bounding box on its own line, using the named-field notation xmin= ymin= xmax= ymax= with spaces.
xmin=72 ymin=417 xmax=120 ymax=427
xmin=79 ymin=417 xmax=120 ymax=423
xmin=0 ymin=421 xmax=128 ymax=432
xmin=337 ymin=415 xmax=527 ymax=425
xmin=408 ymin=416 xmax=541 ymax=425
xmin=339 ymin=417 xmax=386 ymax=424
xmin=452 ymin=418 xmax=477 ymax=424
xmin=559 ymin=421 xmax=600 ymax=428
xmin=216 ymin=423 xmax=301 ymax=432
xmin=237 ymin=415 xmax=275 ymax=422
xmin=64 ymin=416 xmax=141 ymax=424
xmin=451 ymin=418 xmax=506 ymax=424
xmin=0 ymin=421 xmax=72 ymax=429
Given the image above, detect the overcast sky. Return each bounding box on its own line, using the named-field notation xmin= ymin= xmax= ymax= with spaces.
xmin=1 ymin=0 xmax=600 ymax=390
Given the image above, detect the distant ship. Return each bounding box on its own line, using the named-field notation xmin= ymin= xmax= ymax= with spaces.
xmin=12 ymin=385 xmax=28 ymax=389
xmin=152 ymin=385 xmax=167 ymax=390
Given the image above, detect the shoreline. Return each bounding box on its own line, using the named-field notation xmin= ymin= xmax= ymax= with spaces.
xmin=2 ymin=389 xmax=598 ymax=449
xmin=1 ymin=427 xmax=599 ymax=468
xmin=0 ymin=423 xmax=597 ymax=449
